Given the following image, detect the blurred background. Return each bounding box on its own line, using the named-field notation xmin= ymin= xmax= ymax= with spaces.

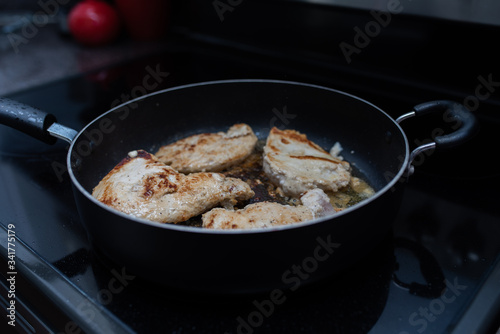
xmin=1 ymin=0 xmax=499 ymax=103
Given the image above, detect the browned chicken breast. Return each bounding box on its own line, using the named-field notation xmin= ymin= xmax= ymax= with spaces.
xmin=92 ymin=150 xmax=254 ymax=223
xmin=202 ymin=188 xmax=336 ymax=229
xmin=263 ymin=127 xmax=351 ymax=197
xmin=155 ymin=123 xmax=258 ymax=173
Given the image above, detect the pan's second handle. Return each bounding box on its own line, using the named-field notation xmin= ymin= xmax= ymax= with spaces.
xmin=396 ymin=100 xmax=479 ymax=175
xmin=412 ymin=100 xmax=479 ymax=149
xmin=0 ymin=97 xmax=58 ymax=144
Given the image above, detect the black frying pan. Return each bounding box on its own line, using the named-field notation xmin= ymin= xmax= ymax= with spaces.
xmin=0 ymin=80 xmax=477 ymax=293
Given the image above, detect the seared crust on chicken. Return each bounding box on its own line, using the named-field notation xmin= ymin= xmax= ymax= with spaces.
xmin=263 ymin=127 xmax=351 ymax=197
xmin=92 ymin=150 xmax=254 ymax=223
xmin=202 ymin=188 xmax=335 ymax=230
xmin=155 ymin=124 xmax=258 ymax=173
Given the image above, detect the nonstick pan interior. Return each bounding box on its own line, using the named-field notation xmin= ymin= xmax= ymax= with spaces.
xmin=70 ymin=80 xmax=408 ymax=210
xmin=66 ymin=80 xmax=409 ymax=292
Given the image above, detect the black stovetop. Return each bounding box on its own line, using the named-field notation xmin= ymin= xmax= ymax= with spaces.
xmin=1 ymin=40 xmax=500 ymax=334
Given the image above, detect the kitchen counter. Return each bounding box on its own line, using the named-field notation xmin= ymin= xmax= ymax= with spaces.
xmin=0 ymin=24 xmax=167 ymax=96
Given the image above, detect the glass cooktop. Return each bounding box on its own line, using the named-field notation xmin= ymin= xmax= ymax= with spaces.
xmin=1 ymin=40 xmax=500 ymax=334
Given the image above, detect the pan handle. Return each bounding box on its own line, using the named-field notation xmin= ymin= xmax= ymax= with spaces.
xmin=0 ymin=97 xmax=78 ymax=144
xmin=396 ymin=100 xmax=479 ymax=175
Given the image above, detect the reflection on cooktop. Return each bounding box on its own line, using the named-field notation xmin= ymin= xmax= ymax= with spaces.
xmin=83 ymin=231 xmax=395 ymax=334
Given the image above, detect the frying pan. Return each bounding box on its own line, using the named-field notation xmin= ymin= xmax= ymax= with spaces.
xmin=0 ymin=80 xmax=477 ymax=293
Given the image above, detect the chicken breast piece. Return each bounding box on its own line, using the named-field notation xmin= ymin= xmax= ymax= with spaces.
xmin=263 ymin=127 xmax=351 ymax=197
xmin=92 ymin=150 xmax=254 ymax=224
xmin=155 ymin=123 xmax=258 ymax=173
xmin=202 ymin=188 xmax=336 ymax=230
xmin=300 ymin=188 xmax=338 ymax=217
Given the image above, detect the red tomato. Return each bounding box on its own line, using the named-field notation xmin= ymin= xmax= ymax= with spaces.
xmin=68 ymin=0 xmax=121 ymax=46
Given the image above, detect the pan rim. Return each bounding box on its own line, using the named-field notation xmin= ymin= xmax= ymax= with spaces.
xmin=67 ymin=78 xmax=410 ymax=235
